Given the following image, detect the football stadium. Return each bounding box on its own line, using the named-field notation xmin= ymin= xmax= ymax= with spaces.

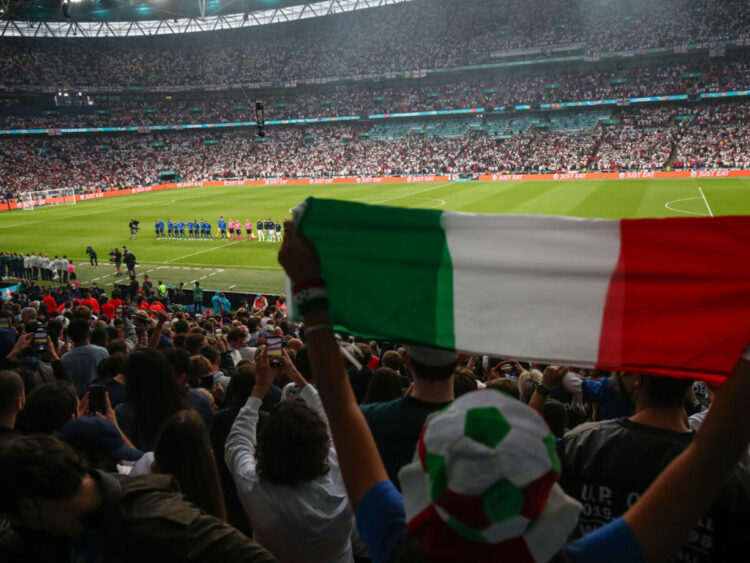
xmin=1 ymin=0 xmax=750 ymax=561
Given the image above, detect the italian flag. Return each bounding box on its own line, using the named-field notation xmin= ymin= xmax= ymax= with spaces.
xmin=291 ymin=198 xmax=750 ymax=383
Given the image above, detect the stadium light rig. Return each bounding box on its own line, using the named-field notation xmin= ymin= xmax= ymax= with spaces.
xmin=255 ymin=101 xmax=266 ymax=138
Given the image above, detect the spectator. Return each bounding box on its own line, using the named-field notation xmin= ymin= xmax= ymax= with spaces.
xmin=132 ymin=409 xmax=227 ymax=522
xmin=0 ymin=370 xmax=24 ymax=436
xmin=58 ymin=416 xmax=144 ymax=472
xmin=15 ymin=380 xmax=79 ymax=434
xmin=360 ymin=345 xmax=457 ymax=488
xmin=558 ymin=373 xmax=750 ymax=560
xmin=225 ymin=348 xmax=354 ymax=562
xmin=363 ymin=367 xmax=403 ymax=404
xmin=60 ymin=318 xmax=109 ymax=398
xmin=114 ymin=348 xmax=191 ymax=450
xmin=0 ymin=434 xmax=275 ymax=562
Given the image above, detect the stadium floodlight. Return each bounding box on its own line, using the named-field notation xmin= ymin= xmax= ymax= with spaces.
xmin=20 ymin=188 xmax=77 ymax=211
xmin=255 ymin=101 xmax=266 ymax=138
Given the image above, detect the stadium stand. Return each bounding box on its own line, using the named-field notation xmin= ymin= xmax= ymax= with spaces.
xmin=2 ymin=1 xmax=750 ymax=562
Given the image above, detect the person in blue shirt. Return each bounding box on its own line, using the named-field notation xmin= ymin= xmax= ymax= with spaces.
xmin=275 ymin=221 xmax=282 ymax=242
xmin=155 ymin=219 xmax=161 ymax=239
xmin=265 ymin=219 xmax=275 ymax=243
xmin=276 ymin=221 xmax=750 ymax=563
xmin=206 ymin=221 xmax=212 ymax=240
xmin=177 ymin=220 xmax=186 ymax=239
xmin=187 ymin=220 xmax=194 ymax=240
xmin=256 ymin=219 xmax=265 ymax=242
xmin=210 ymin=292 xmax=231 ymax=314
xmin=167 ymin=219 xmax=174 ymax=239
xmin=158 ymin=220 xmax=165 ymax=239
xmin=218 ymin=217 xmax=227 ymax=240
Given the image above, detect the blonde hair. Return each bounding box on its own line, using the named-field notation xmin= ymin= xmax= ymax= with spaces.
xmin=518 ymin=369 xmax=543 ymax=403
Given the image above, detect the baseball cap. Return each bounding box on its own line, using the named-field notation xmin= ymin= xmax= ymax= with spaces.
xmin=58 ymin=416 xmax=144 ymax=461
xmin=405 ymin=344 xmax=460 ymax=367
xmin=398 ymin=389 xmax=581 ymax=562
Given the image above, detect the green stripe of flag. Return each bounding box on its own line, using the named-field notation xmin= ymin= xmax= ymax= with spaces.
xmin=297 ymin=197 xmax=455 ymax=348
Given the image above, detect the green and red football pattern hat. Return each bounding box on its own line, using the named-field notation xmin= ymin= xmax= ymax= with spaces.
xmin=398 ymin=389 xmax=582 ymax=563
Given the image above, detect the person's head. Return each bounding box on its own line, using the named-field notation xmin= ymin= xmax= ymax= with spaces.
xmin=0 ymin=370 xmax=25 ymax=427
xmin=58 ymin=416 xmax=143 ymax=472
xmin=404 ymin=345 xmax=459 ymax=382
xmin=485 ymin=377 xmax=521 ymax=400
xmin=256 ymin=399 xmax=330 ymax=486
xmin=199 ymin=345 xmax=221 ymax=371
xmin=225 ymin=361 xmax=256 ymax=406
xmin=543 ymin=398 xmax=567 ymax=438
xmin=185 ymin=332 xmax=207 ymax=356
xmin=518 ymin=369 xmax=543 ymax=403
xmin=90 ymin=326 xmax=108 ymax=348
xmin=363 ymin=367 xmax=403 ymax=404
xmin=97 ymin=354 xmax=124 ymax=382
xmin=195 ymin=281 xmax=200 ymax=288
xmin=16 ymin=381 xmax=78 ymax=434
xmin=172 ymin=319 xmax=189 ymax=335
xmin=21 ymin=307 xmax=37 ymax=324
xmin=381 ymin=349 xmax=404 ymax=372
xmin=163 ymin=347 xmax=191 ymax=387
xmin=153 ymin=409 xmax=226 ymax=522
xmin=0 ymin=435 xmax=95 ymax=539
xmin=226 ymin=327 xmax=245 ymax=350
xmin=67 ymin=319 xmax=91 ymax=347
xmin=453 ymin=367 xmax=478 ymax=398
xmin=621 ymin=373 xmax=694 ymax=411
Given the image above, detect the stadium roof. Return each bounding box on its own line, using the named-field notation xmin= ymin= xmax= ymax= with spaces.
xmin=0 ymin=0 xmax=414 ymax=37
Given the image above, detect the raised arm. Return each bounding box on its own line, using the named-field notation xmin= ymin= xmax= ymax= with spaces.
xmin=278 ymin=222 xmax=388 ymax=508
xmin=224 ymin=348 xmax=275 ymax=486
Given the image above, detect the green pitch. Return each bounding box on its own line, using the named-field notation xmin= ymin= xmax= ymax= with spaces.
xmin=2 ymin=177 xmax=749 ymax=294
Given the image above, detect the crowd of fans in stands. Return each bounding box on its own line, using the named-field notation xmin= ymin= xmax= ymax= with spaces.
xmin=1 ymin=102 xmax=749 ymax=197
xmin=1 ymin=0 xmax=748 ymax=89
xmin=0 ymin=222 xmax=749 ymax=562
xmin=1 ymin=60 xmax=748 ymax=130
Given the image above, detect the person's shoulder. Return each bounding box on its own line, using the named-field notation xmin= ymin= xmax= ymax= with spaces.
xmin=360 ymin=397 xmax=405 ymax=417
xmin=563 ymin=419 xmax=620 ymax=444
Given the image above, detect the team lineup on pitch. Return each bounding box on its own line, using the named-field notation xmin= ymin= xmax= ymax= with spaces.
xmin=2 ymin=177 xmax=749 ymax=293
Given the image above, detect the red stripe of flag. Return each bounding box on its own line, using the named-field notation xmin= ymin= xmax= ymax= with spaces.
xmin=598 ymin=215 xmax=750 ymax=383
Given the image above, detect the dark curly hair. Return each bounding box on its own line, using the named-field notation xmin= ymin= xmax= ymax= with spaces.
xmin=256 ymin=399 xmax=330 ymax=487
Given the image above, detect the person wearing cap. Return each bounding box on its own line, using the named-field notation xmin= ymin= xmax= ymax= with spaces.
xmin=253 ymin=293 xmax=268 ymax=310
xmin=360 ymin=344 xmax=457 ymax=488
xmin=58 ymin=415 xmax=143 ymax=473
xmin=278 ymin=219 xmax=750 ymax=563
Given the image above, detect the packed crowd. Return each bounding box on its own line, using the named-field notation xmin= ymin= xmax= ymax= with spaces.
xmin=1 ymin=102 xmax=749 ymax=197
xmin=0 ymin=222 xmax=749 ymax=563
xmin=1 ymin=60 xmax=748 ymax=130
xmin=1 ymin=0 xmax=749 ymax=90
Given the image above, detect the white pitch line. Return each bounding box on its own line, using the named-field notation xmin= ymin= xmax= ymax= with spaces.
xmin=164 ymin=240 xmax=241 ymax=263
xmin=698 ymin=186 xmax=714 ymax=217
xmin=135 ymin=260 xmax=282 ymax=270
xmin=370 ymin=182 xmax=455 ymax=205
xmin=664 ymin=197 xmax=709 ymax=216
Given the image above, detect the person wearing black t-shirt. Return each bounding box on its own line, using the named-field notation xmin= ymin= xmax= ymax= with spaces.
xmin=360 ymin=345 xmax=457 ymax=489
xmin=558 ymin=373 xmax=750 ymax=563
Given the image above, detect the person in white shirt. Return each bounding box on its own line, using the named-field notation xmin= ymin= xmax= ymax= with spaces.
xmin=225 ymin=348 xmax=354 ymax=563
